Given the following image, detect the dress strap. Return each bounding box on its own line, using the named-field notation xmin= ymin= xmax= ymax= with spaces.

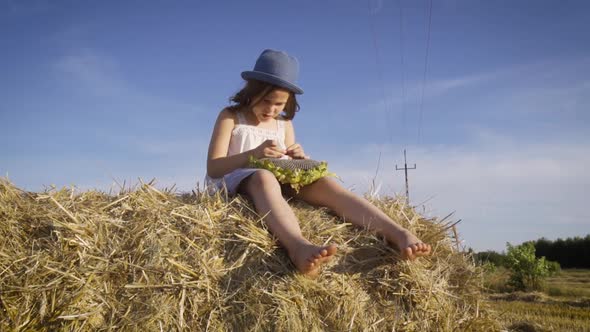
xmin=236 ymin=111 xmax=246 ymax=125
xmin=277 ymin=119 xmax=286 ymax=140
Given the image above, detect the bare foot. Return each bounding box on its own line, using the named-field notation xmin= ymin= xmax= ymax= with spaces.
xmin=287 ymin=243 xmax=337 ymax=278
xmin=387 ymin=229 xmax=431 ymax=260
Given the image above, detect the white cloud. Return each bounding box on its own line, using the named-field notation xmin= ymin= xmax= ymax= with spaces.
xmin=365 ymin=70 xmax=498 ymax=119
xmin=323 ymin=135 xmax=590 ymax=252
xmin=121 ymin=136 xmax=209 ymax=159
xmin=368 ymin=56 xmax=590 ymax=116
xmin=313 ymin=57 xmax=590 ymax=251
xmin=54 ymin=51 xmax=127 ymax=97
xmin=500 ymin=80 xmax=590 ymax=117
xmin=0 ymin=50 xmax=212 ymax=193
xmin=52 ymin=50 xmax=201 ymax=114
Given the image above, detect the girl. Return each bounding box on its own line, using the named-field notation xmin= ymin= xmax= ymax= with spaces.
xmin=206 ymin=49 xmax=431 ymax=277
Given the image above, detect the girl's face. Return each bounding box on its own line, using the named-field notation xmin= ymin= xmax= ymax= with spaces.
xmin=250 ymin=89 xmax=290 ymax=123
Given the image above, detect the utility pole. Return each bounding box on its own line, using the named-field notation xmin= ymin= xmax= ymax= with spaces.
xmin=396 ymin=149 xmax=416 ymax=204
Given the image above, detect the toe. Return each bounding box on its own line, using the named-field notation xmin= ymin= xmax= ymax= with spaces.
xmin=416 ymin=244 xmax=431 ymax=256
xmin=326 ymin=244 xmax=337 ymax=256
xmin=403 ymin=247 xmax=414 ymax=260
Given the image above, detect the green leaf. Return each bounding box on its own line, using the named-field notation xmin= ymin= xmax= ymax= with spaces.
xmin=248 ymin=156 xmax=337 ymax=192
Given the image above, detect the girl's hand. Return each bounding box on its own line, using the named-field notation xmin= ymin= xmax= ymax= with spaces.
xmin=286 ymin=143 xmax=309 ymax=159
xmin=255 ymin=139 xmax=286 ymax=159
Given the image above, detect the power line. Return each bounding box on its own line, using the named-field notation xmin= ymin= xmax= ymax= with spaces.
xmin=398 ymin=0 xmax=407 ymax=147
xmin=367 ymin=1 xmax=433 ymax=203
xmin=367 ymin=0 xmax=393 ymax=145
xmin=417 ymin=0 xmax=433 ymax=146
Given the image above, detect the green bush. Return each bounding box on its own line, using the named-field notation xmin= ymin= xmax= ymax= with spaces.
xmin=481 ymin=261 xmax=497 ymax=273
xmin=482 ymin=266 xmax=512 ymax=293
xmin=506 ymin=242 xmax=550 ymax=291
xmin=546 ymin=260 xmax=561 ymax=276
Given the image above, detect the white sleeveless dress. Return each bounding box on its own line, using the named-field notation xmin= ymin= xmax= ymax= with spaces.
xmin=205 ymin=111 xmax=288 ymax=195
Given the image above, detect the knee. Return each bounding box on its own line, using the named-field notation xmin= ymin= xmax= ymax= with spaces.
xmin=247 ymin=170 xmax=281 ymax=192
xmin=314 ymin=177 xmax=346 ymax=195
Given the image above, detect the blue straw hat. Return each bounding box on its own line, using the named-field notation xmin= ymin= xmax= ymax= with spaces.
xmin=241 ymin=49 xmax=304 ymax=95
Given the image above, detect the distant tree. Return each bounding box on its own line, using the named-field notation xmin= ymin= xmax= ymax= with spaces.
xmin=506 ymin=242 xmax=550 ymax=291
xmin=474 ymin=250 xmax=509 ymax=268
xmin=532 ymin=234 xmax=590 ymax=268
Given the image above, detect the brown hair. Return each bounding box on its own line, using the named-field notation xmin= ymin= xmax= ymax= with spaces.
xmin=226 ymin=80 xmax=300 ymax=120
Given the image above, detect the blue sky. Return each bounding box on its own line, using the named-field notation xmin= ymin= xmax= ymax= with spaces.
xmin=1 ymin=0 xmax=589 ymax=252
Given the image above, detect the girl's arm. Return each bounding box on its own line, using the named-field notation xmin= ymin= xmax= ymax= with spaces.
xmin=207 ymin=109 xmax=285 ymax=178
xmin=207 ymin=109 xmax=247 ymax=178
xmin=284 ymin=119 xmax=296 ymax=148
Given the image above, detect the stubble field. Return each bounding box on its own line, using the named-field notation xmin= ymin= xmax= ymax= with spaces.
xmin=485 ymin=268 xmax=590 ymax=331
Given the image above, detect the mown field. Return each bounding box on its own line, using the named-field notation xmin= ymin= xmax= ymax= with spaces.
xmin=484 ymin=268 xmax=590 ymax=331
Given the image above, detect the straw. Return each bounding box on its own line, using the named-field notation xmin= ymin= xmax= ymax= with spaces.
xmin=0 ymin=177 xmax=500 ymax=331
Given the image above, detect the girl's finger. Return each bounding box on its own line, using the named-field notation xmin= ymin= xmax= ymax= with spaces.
xmin=269 ymin=148 xmax=285 ymax=158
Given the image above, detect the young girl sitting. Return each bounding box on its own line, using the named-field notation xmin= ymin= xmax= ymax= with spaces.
xmin=206 ymin=49 xmax=431 ymax=277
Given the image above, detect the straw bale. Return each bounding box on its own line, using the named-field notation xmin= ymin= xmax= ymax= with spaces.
xmin=0 ymin=178 xmax=500 ymax=331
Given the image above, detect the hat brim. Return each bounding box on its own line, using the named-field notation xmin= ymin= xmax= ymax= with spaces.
xmin=241 ymin=71 xmax=304 ymax=95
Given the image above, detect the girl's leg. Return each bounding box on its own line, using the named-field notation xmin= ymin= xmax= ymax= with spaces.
xmin=238 ymin=170 xmax=337 ymax=276
xmin=295 ymin=177 xmax=431 ymax=260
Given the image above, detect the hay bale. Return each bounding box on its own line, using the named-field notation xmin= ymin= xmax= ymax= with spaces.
xmin=0 ymin=178 xmax=500 ymax=331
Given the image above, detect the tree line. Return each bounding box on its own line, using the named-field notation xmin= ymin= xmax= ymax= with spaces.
xmin=474 ymin=234 xmax=590 ymax=269
xmin=533 ymin=235 xmax=590 ymax=268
